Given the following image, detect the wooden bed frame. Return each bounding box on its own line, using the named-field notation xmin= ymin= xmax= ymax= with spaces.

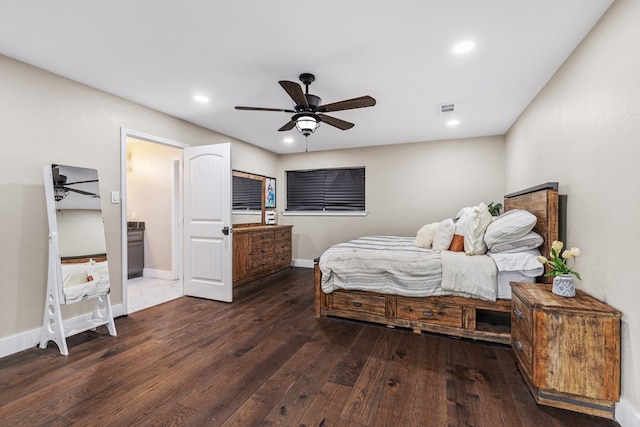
xmin=314 ymin=183 xmax=559 ymax=345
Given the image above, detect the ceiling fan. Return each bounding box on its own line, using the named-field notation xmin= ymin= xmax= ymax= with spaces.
xmin=235 ymin=73 xmax=376 ymax=137
xmin=52 ymin=165 xmax=100 ymax=201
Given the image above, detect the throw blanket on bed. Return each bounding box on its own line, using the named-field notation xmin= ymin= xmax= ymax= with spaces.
xmin=440 ymin=250 xmax=497 ymax=301
xmin=319 ymin=236 xmax=497 ymax=300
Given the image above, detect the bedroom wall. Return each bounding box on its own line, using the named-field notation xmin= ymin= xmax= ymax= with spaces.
xmin=0 ymin=53 xmax=279 ymax=344
xmin=505 ymin=0 xmax=640 ymax=423
xmin=277 ymin=135 xmax=505 ymax=262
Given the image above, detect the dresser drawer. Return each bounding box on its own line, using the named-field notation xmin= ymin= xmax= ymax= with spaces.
xmin=274 ymin=228 xmax=291 ymax=242
xmin=274 ymin=240 xmax=291 ymax=255
xmin=274 ymin=252 xmax=291 ymax=267
xmin=252 ymin=255 xmax=274 ymax=272
xmin=331 ymin=291 xmax=387 ymax=316
xmin=511 ymin=293 xmax=533 ymax=375
xmin=252 ymin=230 xmax=274 ymax=245
xmin=396 ymin=298 xmax=463 ymax=328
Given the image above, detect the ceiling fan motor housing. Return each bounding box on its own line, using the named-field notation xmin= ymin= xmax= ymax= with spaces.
xmin=303 ymin=94 xmax=321 ymax=110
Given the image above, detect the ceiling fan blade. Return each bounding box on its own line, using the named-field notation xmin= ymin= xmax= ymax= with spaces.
xmin=318 ymin=95 xmax=376 ymax=113
xmin=66 ymin=179 xmax=98 ymax=185
xmin=319 ymin=114 xmax=355 ymax=130
xmin=279 ymin=80 xmax=309 ymax=109
xmin=278 ymin=120 xmax=296 ymax=131
xmin=235 ymin=106 xmax=296 ymax=113
xmin=67 ymin=187 xmax=100 ymax=198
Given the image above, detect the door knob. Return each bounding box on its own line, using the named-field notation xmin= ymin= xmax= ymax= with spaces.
xmin=222 ymin=226 xmax=230 ymax=235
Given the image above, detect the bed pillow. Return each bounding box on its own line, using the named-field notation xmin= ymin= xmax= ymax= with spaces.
xmin=432 ymin=218 xmax=455 ymax=251
xmin=489 ymin=231 xmax=544 ymax=254
xmin=414 ymin=222 xmax=440 ymax=248
xmin=484 ymin=209 xmax=537 ymax=249
xmin=464 ymin=203 xmax=493 ymax=255
xmin=449 ymin=210 xmax=470 ymax=252
xmin=449 ymin=234 xmax=465 ymax=252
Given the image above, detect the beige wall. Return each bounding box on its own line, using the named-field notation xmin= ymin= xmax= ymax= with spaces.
xmin=278 ymin=136 xmax=505 ymax=261
xmin=505 ymin=0 xmax=640 ymax=419
xmin=0 ymin=53 xmax=278 ymax=339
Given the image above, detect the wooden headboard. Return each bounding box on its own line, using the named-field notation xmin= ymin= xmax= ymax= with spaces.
xmin=504 ymin=182 xmax=559 ymax=284
xmin=60 ymin=253 xmax=108 ymax=264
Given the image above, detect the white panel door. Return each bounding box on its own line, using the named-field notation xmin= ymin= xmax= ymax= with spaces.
xmin=183 ymin=143 xmax=232 ymax=302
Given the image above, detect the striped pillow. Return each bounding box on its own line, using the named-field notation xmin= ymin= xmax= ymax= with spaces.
xmin=484 ymin=209 xmax=537 ymax=249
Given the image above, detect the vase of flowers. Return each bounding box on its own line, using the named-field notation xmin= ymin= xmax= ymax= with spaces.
xmin=537 ymin=240 xmax=581 ymax=297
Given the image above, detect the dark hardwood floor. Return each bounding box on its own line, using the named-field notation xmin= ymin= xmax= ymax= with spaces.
xmin=0 ymin=267 xmax=619 ymax=427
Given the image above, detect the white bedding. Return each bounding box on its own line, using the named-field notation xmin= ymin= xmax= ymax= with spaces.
xmin=61 ymin=260 xmax=111 ymax=304
xmin=488 ymin=250 xmax=543 ymax=299
xmin=440 ymin=250 xmax=497 ymax=301
xmin=319 ymin=236 xmax=498 ymax=300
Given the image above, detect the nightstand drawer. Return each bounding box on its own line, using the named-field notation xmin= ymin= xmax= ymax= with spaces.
xmin=511 ymin=293 xmax=533 ymax=374
xmin=396 ymin=298 xmax=463 ymax=328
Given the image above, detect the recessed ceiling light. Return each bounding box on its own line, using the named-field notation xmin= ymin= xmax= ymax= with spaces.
xmin=447 ymin=119 xmax=460 ymax=127
xmin=283 ymin=137 xmax=294 ymax=144
xmin=452 ymin=41 xmax=475 ymax=54
xmin=193 ymin=94 xmax=209 ymax=103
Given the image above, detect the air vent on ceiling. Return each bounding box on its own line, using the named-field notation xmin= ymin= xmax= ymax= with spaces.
xmin=439 ymin=103 xmax=456 ymax=114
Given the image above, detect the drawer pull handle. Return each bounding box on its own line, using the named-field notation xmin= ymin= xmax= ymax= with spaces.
xmin=422 ymin=310 xmax=434 ymax=317
xmin=514 ymin=309 xmax=523 ymax=318
xmin=515 ymin=341 xmax=523 ymax=351
xmin=352 ymin=302 xmax=362 ymax=307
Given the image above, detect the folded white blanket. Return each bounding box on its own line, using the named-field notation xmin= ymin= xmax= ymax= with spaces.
xmin=488 ymin=250 xmax=543 ymax=277
xmin=440 ymin=251 xmax=497 ymax=301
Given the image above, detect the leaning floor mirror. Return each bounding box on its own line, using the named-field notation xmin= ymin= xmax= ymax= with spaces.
xmin=40 ymin=164 xmax=117 ymax=355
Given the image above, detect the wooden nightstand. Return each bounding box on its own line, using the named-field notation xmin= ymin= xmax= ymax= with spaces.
xmin=510 ymin=282 xmax=621 ymax=419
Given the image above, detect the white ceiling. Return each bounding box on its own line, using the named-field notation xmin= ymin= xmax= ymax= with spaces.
xmin=0 ymin=1 xmax=613 ymax=154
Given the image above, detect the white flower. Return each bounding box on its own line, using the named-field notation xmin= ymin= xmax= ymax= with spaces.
xmin=562 ymin=250 xmax=573 ymax=260
xmin=570 ymin=247 xmax=581 ymax=257
xmin=551 ymin=240 xmax=564 ymax=253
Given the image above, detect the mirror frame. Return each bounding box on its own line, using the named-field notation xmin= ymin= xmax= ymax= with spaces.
xmin=232 ymin=170 xmax=273 ymax=226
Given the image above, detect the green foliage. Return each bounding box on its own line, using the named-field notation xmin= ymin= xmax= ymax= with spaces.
xmin=487 ymin=202 xmax=503 ymax=216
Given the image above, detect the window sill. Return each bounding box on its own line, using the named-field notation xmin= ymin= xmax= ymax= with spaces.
xmin=281 ymin=211 xmax=368 ymax=217
xmin=232 ymin=211 xmax=262 ymax=216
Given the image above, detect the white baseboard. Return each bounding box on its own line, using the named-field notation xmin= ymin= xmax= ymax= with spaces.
xmin=291 ymin=258 xmax=315 ymax=268
xmin=142 ymin=268 xmax=174 ymax=280
xmin=617 ymin=398 xmax=640 ymax=427
xmin=0 ymin=302 xmax=124 ymax=359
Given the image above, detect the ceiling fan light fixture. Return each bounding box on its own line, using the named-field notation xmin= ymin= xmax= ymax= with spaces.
xmin=294 ymin=114 xmax=320 ymax=136
xmin=54 ymin=187 xmax=69 ymax=201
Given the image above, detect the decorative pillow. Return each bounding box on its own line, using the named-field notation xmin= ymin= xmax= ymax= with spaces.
xmin=432 ymin=218 xmax=455 ymax=251
xmin=449 ymin=234 xmax=465 ymax=252
xmin=489 ymin=231 xmax=544 ymax=254
xmin=484 ymin=209 xmax=537 ymax=249
xmin=464 ymin=203 xmax=493 ymax=255
xmin=414 ymin=222 xmax=440 ymax=248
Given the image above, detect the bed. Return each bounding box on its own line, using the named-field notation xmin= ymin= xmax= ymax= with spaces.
xmin=314 ymin=183 xmax=560 ymax=344
xmin=60 ymin=254 xmax=111 ymax=304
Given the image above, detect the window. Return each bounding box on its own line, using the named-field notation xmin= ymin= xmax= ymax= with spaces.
xmin=286 ymin=167 xmax=365 ymax=212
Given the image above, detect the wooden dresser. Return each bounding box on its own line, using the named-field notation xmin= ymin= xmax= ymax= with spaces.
xmin=232 ymin=225 xmax=293 ymax=285
xmin=510 ymin=282 xmax=621 ymax=418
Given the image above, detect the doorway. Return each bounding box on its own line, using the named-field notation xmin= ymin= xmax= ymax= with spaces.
xmin=120 ymin=129 xmax=187 ymax=314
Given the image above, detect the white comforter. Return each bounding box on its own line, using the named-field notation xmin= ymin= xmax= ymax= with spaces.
xmin=319 ymin=236 xmax=498 ymax=301
xmin=61 ymin=260 xmax=111 ymax=304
